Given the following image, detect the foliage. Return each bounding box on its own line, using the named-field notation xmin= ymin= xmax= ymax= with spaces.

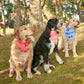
xmin=9 ymin=19 xmax=14 ymax=28
xmin=0 ymin=0 xmax=84 ymax=27
xmin=46 ymin=0 xmax=55 ymax=13
xmin=5 ymin=2 xmax=13 ymax=19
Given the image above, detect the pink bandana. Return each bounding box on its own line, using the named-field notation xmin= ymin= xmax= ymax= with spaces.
xmin=49 ymin=31 xmax=58 ymax=45
xmin=16 ymin=40 xmax=30 ymax=52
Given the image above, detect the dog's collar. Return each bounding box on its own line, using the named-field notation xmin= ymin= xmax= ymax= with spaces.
xmin=16 ymin=40 xmax=30 ymax=52
xmin=49 ymin=31 xmax=58 ymax=45
xmin=65 ymin=26 xmax=76 ymax=41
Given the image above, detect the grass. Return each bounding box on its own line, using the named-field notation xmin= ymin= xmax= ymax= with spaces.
xmin=0 ymin=23 xmax=84 ymax=84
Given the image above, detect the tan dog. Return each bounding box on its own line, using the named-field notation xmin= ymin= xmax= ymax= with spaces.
xmin=62 ymin=18 xmax=80 ymax=57
xmin=9 ymin=25 xmax=34 ymax=81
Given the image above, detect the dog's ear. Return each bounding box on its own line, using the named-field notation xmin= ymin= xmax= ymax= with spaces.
xmin=78 ymin=20 xmax=80 ymax=25
xmin=14 ymin=29 xmax=20 ymax=40
xmin=67 ymin=20 xmax=70 ymax=26
xmin=46 ymin=21 xmax=52 ymax=31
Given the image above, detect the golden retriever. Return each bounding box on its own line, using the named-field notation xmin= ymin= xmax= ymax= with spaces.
xmin=8 ymin=25 xmax=34 ymax=81
xmin=62 ymin=18 xmax=80 ymax=57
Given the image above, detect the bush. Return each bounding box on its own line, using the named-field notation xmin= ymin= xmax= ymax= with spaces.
xmin=9 ymin=20 xmax=14 ymax=28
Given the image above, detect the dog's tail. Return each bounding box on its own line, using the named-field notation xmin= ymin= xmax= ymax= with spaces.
xmin=0 ymin=68 xmax=10 ymax=74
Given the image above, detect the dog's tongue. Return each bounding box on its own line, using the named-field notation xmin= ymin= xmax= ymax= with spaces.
xmin=76 ymin=25 xmax=79 ymax=28
xmin=58 ymin=28 xmax=62 ymax=30
xmin=28 ymin=36 xmax=35 ymax=41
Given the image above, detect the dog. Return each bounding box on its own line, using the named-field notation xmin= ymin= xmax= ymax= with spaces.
xmin=62 ymin=18 xmax=80 ymax=57
xmin=32 ymin=18 xmax=64 ymax=75
xmin=8 ymin=25 xmax=34 ymax=81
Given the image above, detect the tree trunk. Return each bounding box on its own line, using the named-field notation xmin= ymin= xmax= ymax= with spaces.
xmin=0 ymin=1 xmax=1 ymax=36
xmin=76 ymin=0 xmax=82 ymax=22
xmin=14 ymin=0 xmax=22 ymax=31
xmin=29 ymin=0 xmax=43 ymax=30
xmin=23 ymin=0 xmax=27 ymax=25
xmin=59 ymin=0 xmax=66 ymax=22
xmin=1 ymin=0 xmax=6 ymax=36
xmin=8 ymin=0 xmax=10 ymax=26
xmin=8 ymin=13 xmax=10 ymax=26
xmin=41 ymin=0 xmax=48 ymax=21
xmin=54 ymin=0 xmax=59 ymax=18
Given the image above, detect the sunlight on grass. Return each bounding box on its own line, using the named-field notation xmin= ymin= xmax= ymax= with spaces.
xmin=0 ymin=28 xmax=14 ymax=35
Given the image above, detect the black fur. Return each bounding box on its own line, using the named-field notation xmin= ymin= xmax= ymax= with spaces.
xmin=32 ymin=18 xmax=64 ymax=74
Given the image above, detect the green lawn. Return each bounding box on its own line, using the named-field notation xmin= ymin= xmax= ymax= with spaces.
xmin=0 ymin=23 xmax=84 ymax=84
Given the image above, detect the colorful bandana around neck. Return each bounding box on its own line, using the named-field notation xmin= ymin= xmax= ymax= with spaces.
xmin=49 ymin=31 xmax=58 ymax=45
xmin=65 ymin=26 xmax=76 ymax=41
xmin=16 ymin=40 xmax=30 ymax=52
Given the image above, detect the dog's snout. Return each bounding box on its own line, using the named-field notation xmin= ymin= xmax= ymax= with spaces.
xmin=77 ymin=21 xmax=80 ymax=25
xmin=60 ymin=23 xmax=63 ymax=26
xmin=32 ymin=29 xmax=35 ymax=32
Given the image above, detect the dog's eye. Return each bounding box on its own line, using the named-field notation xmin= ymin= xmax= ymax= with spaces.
xmin=54 ymin=20 xmax=56 ymax=22
xmin=24 ymin=28 xmax=27 ymax=30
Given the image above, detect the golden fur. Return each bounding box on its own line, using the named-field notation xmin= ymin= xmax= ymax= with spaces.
xmin=62 ymin=18 xmax=80 ymax=57
xmin=9 ymin=25 xmax=34 ymax=81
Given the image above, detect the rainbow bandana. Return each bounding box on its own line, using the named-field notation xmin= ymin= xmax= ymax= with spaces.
xmin=65 ymin=26 xmax=76 ymax=41
xmin=49 ymin=31 xmax=58 ymax=45
xmin=16 ymin=40 xmax=30 ymax=52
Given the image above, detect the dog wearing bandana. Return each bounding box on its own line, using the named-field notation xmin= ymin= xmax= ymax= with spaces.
xmin=0 ymin=25 xmax=34 ymax=81
xmin=9 ymin=26 xmax=35 ymax=81
xmin=62 ymin=18 xmax=80 ymax=57
xmin=32 ymin=18 xmax=64 ymax=75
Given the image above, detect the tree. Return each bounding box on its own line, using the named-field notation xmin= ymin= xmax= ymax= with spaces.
xmin=13 ymin=0 xmax=22 ymax=31
xmin=59 ymin=0 xmax=66 ymax=21
xmin=29 ymin=0 xmax=43 ymax=30
xmin=41 ymin=0 xmax=48 ymax=21
xmin=5 ymin=0 xmax=13 ymax=26
xmin=1 ymin=0 xmax=6 ymax=36
xmin=76 ymin=0 xmax=82 ymax=22
xmin=23 ymin=0 xmax=27 ymax=25
xmin=54 ymin=0 xmax=60 ymax=18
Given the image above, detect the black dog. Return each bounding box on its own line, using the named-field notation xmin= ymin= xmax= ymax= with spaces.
xmin=32 ymin=18 xmax=64 ymax=75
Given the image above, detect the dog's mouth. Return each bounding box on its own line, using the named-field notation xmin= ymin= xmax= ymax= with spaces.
xmin=56 ymin=22 xmax=63 ymax=31
xmin=25 ymin=35 xmax=35 ymax=41
xmin=55 ymin=26 xmax=62 ymax=32
xmin=74 ymin=25 xmax=79 ymax=28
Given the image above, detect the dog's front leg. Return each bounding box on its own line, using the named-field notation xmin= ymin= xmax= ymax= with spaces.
xmin=9 ymin=63 xmax=15 ymax=77
xmin=43 ymin=53 xmax=52 ymax=73
xmin=73 ymin=46 xmax=78 ymax=57
xmin=54 ymin=45 xmax=64 ymax=64
xmin=72 ymin=42 xmax=78 ymax=57
xmin=15 ymin=63 xmax=22 ymax=81
xmin=64 ymin=42 xmax=69 ymax=57
xmin=27 ymin=56 xmax=33 ymax=78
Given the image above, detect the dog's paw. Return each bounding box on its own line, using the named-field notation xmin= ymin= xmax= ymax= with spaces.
xmin=49 ymin=64 xmax=55 ymax=69
xmin=9 ymin=74 xmax=13 ymax=77
xmin=59 ymin=61 xmax=65 ymax=65
xmin=65 ymin=54 xmax=69 ymax=57
xmin=35 ymin=70 xmax=41 ymax=75
xmin=73 ymin=54 xmax=78 ymax=57
xmin=16 ymin=76 xmax=22 ymax=81
xmin=27 ymin=73 xmax=33 ymax=79
xmin=46 ymin=69 xmax=52 ymax=73
xmin=63 ymin=50 xmax=65 ymax=52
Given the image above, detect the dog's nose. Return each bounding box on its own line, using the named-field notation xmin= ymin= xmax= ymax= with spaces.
xmin=60 ymin=23 xmax=63 ymax=26
xmin=32 ymin=29 xmax=35 ymax=32
xmin=77 ymin=21 xmax=80 ymax=25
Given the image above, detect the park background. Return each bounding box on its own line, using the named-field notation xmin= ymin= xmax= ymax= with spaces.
xmin=0 ymin=0 xmax=84 ymax=84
